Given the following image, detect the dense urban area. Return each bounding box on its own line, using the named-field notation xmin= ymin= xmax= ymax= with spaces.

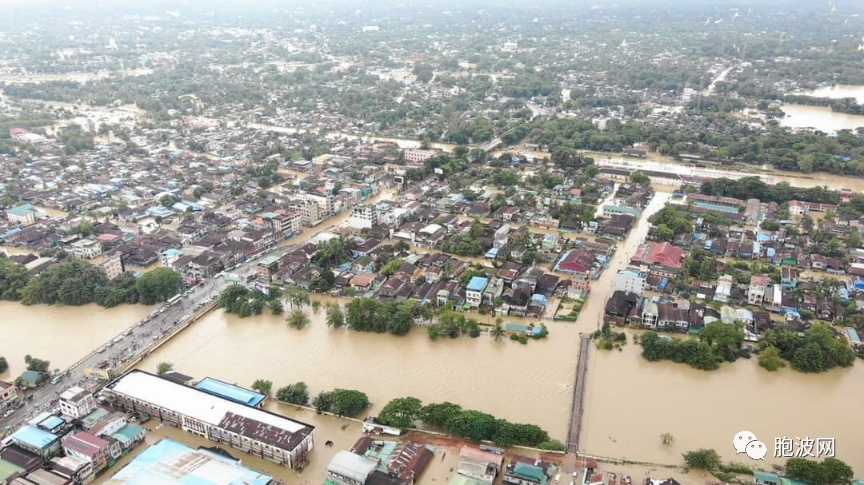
xmin=2 ymin=1 xmax=864 ymax=485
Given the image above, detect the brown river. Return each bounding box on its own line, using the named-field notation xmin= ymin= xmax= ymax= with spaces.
xmin=3 ymin=163 xmax=864 ymax=480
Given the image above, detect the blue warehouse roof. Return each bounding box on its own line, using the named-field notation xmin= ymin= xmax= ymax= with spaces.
xmin=194 ymin=377 xmax=266 ymax=407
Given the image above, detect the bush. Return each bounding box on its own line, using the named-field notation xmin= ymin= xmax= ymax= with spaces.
xmin=510 ymin=333 xmax=529 ymax=344
xmin=537 ymin=440 xmax=567 ymax=451
xmin=683 ymin=448 xmax=722 ymax=470
xmin=276 ymin=382 xmax=309 ymax=405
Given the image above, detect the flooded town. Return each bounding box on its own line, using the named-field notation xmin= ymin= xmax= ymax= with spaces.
xmin=2 ymin=1 xmax=864 ymax=485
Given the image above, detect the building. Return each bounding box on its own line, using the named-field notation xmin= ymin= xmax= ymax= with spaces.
xmin=503 ymin=456 xmax=556 ymax=485
xmin=450 ymin=446 xmax=503 ymax=485
xmin=7 ymin=204 xmax=40 ymax=226
xmin=67 ymin=238 xmax=103 ymax=259
xmin=98 ymin=253 xmax=124 ymax=280
xmin=465 ymin=276 xmax=489 ymax=308
xmin=404 ymin=149 xmax=437 ymax=163
xmin=0 ymin=380 xmax=17 ymax=410
xmin=193 ymin=377 xmax=266 ymax=408
xmin=101 ymin=370 xmax=314 ymax=469
xmin=103 ymin=438 xmax=277 ymax=485
xmin=326 ymin=450 xmax=378 ymax=485
xmin=613 ymin=269 xmax=646 ymax=297
xmin=347 ymin=205 xmax=378 ymax=229
xmin=714 ymin=275 xmax=733 ymax=304
xmin=10 ymin=426 xmax=61 ymax=459
xmin=748 ymin=275 xmax=770 ymax=306
xmin=61 ymin=431 xmax=115 ymax=474
xmin=59 ymin=387 xmax=97 ymax=420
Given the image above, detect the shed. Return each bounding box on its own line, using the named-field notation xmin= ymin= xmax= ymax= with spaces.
xmin=326 ymin=450 xmax=378 ymax=484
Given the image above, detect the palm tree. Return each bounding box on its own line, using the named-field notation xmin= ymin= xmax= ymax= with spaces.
xmin=491 ymin=317 xmax=506 ymax=342
xmin=287 ymin=309 xmax=311 ymax=329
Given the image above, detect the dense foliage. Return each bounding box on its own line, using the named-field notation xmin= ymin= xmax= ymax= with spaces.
xmin=275 ymin=382 xmax=310 ymax=405
xmin=648 ymin=205 xmax=694 ymax=241
xmin=344 ymin=298 xmax=419 ymax=335
xmin=0 ymin=256 xmax=179 ymax=307
xmin=700 ymin=177 xmax=842 ymax=205
xmin=312 ymin=388 xmax=370 ymax=417
xmin=785 ymin=457 xmax=854 ymax=485
xmin=376 ymin=397 xmax=552 ymax=447
xmin=759 ymin=324 xmax=855 ymax=373
xmin=427 ymin=311 xmax=482 ymax=340
xmin=640 ymin=324 xmax=744 ymax=371
xmin=219 ymin=284 xmax=268 ymax=317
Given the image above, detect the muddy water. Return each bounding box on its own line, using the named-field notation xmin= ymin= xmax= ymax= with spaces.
xmin=780 ymin=104 xmax=864 ymax=132
xmin=135 ymin=305 xmax=580 ymax=436
xmin=581 ymin=334 xmax=864 ymax=473
xmin=0 ymin=302 xmax=155 ymax=380
xmin=799 ymin=84 xmax=864 ymax=104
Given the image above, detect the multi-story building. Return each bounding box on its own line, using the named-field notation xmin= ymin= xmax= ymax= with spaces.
xmin=102 ymin=370 xmax=314 ymax=469
xmin=613 ymin=269 xmax=646 ymax=297
xmin=347 ymin=205 xmax=378 ymax=229
xmin=0 ymin=380 xmax=18 ymax=410
xmin=465 ymin=276 xmax=489 ymax=308
xmin=59 ymin=387 xmax=97 ymax=420
xmin=288 ymin=200 xmax=324 ymax=227
xmin=6 ymin=203 xmax=40 ymax=226
xmin=68 ymin=238 xmax=103 ymax=259
xmin=748 ymin=275 xmax=770 ymax=306
xmin=62 ymin=432 xmax=114 ymax=474
xmin=403 ymin=149 xmax=437 ymax=163
xmin=98 ymin=253 xmax=124 ymax=280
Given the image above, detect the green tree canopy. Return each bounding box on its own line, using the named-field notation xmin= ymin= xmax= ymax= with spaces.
xmin=377 ymin=397 xmax=423 ymax=429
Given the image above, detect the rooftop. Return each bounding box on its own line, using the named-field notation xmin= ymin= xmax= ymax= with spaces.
xmin=466 ymin=276 xmax=489 ymax=292
xmin=12 ymin=425 xmax=59 ymax=449
xmin=327 ymin=450 xmax=379 ymax=484
xmin=103 ymin=438 xmax=275 ymax=485
xmin=194 ymin=377 xmax=266 ymax=407
xmin=107 ymin=370 xmax=312 ymax=452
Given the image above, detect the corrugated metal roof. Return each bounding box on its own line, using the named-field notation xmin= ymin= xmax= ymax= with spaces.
xmin=327 ymin=451 xmax=378 ymax=483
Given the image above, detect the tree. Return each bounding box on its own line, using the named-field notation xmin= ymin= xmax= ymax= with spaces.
xmin=251 ymin=379 xmax=273 ymax=396
xmin=287 ymin=309 xmax=311 ymax=329
xmin=446 ymin=410 xmax=499 ymax=442
xmin=491 ymin=318 xmax=506 ymax=342
xmin=820 ymin=457 xmax=854 ymax=483
xmin=758 ymin=346 xmax=786 ymax=371
xmin=682 ymin=448 xmax=722 ymax=470
xmin=328 ymin=389 xmax=370 ymax=417
xmin=421 ymin=401 xmax=463 ymax=429
xmin=269 ymin=299 xmax=284 ymax=315
xmin=0 ymin=356 xmax=6 ymax=374
xmin=135 ymin=268 xmax=181 ymax=305
xmin=325 ymin=303 xmax=345 ymax=328
xmin=785 ymin=458 xmax=827 ymax=484
xmin=661 ymin=432 xmax=675 ymax=446
xmin=284 ymin=285 xmax=310 ymax=309
xmin=156 ymin=361 xmax=173 ymax=376
xmin=377 ymin=397 xmax=423 ymax=429
xmin=630 ymin=171 xmax=651 ymax=186
xmin=699 ymin=322 xmax=744 ymax=362
xmin=312 ymin=391 xmax=333 ymax=412
xmin=24 ymin=355 xmax=50 ymax=373
xmin=276 ymin=382 xmax=310 ymax=405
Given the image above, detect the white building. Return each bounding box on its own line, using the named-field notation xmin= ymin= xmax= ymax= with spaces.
xmin=6 ymin=203 xmax=40 ymax=226
xmin=326 ymin=450 xmax=378 ymax=485
xmin=748 ymin=275 xmax=770 ymax=306
xmin=60 ymin=387 xmax=97 ymax=420
xmin=98 ymin=253 xmax=124 ymax=280
xmin=613 ymin=269 xmax=646 ymax=297
xmin=347 ymin=205 xmax=378 ymax=229
xmin=68 ymin=238 xmax=103 ymax=259
xmin=403 ymin=149 xmax=437 ymax=163
xmin=465 ymin=276 xmax=489 ymax=308
xmin=102 ymin=370 xmax=314 ymax=469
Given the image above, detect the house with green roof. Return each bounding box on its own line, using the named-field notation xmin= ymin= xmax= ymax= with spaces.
xmin=7 ymin=203 xmax=40 ymax=226
xmin=16 ymin=370 xmax=44 ymax=389
xmin=754 ymin=470 xmax=780 ymax=485
xmin=503 ymin=456 xmax=555 ymax=485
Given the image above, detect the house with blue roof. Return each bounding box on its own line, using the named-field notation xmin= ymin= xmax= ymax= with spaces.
xmin=465 ymin=277 xmax=489 ymax=308
xmin=11 ymin=425 xmax=61 ymax=459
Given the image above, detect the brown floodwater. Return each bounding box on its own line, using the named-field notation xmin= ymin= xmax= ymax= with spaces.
xmin=134 ymin=305 xmax=581 ymax=436
xmin=0 ymin=302 xmax=155 ymax=380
